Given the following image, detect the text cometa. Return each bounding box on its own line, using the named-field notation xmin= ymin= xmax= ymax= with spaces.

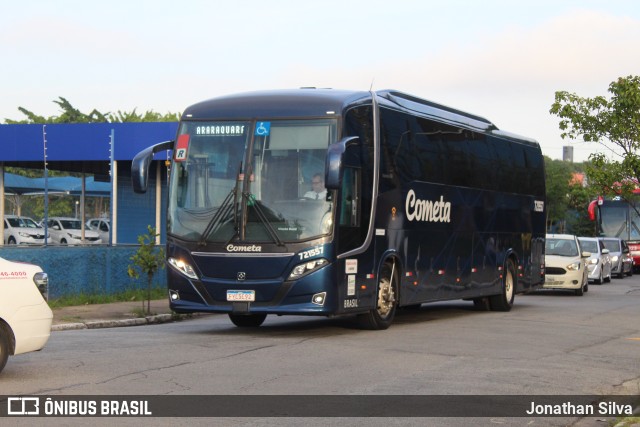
xmin=405 ymin=190 xmax=451 ymax=223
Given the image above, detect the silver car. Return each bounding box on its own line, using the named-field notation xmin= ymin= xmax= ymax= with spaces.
xmin=600 ymin=237 xmax=633 ymax=278
xmin=578 ymin=237 xmax=612 ymax=284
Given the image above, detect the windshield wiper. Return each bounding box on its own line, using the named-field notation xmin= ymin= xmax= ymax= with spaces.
xmin=243 ymin=192 xmax=284 ymax=246
xmin=198 ymin=188 xmax=237 ymax=246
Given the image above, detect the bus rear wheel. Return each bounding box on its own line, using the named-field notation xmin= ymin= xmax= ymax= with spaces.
xmin=358 ymin=261 xmax=398 ymax=330
xmin=489 ymin=259 xmax=515 ymax=311
xmin=228 ymin=313 xmax=267 ymax=327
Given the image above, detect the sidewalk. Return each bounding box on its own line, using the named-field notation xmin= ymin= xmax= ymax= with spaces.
xmin=51 ymin=298 xmax=180 ymax=331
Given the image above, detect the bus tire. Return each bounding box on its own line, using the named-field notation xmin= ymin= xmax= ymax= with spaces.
xmin=358 ymin=261 xmax=398 ymax=330
xmin=489 ymin=258 xmax=515 ymax=311
xmin=228 ymin=313 xmax=267 ymax=327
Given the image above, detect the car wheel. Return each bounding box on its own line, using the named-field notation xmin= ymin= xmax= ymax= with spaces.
xmin=596 ymin=270 xmax=603 ymax=284
xmin=584 ymin=283 xmax=589 ymax=293
xmin=575 ymin=285 xmax=584 ymax=296
xmin=0 ymin=327 xmax=9 ymax=374
xmin=7 ymin=237 xmax=16 ymax=245
xmin=228 ymin=313 xmax=267 ymax=327
xmin=60 ymin=238 xmax=67 ymax=245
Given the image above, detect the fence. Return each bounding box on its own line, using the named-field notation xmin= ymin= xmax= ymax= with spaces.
xmin=0 ymin=246 xmax=167 ymax=299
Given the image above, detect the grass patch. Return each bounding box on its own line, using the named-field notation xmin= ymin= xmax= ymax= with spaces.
xmin=612 ymin=417 xmax=640 ymax=427
xmin=48 ymin=287 xmax=167 ymax=309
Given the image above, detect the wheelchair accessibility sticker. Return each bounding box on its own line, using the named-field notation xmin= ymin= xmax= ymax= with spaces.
xmin=255 ymin=122 xmax=271 ymax=136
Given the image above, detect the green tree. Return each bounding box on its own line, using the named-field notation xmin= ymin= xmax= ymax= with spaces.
xmin=544 ymin=157 xmax=573 ymax=232
xmin=127 ymin=226 xmax=165 ymax=315
xmin=550 ymin=75 xmax=640 ymax=204
xmin=3 ymin=96 xmax=179 ymax=124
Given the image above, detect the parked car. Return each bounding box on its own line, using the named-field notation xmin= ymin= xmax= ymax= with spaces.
xmin=0 ymin=257 xmax=52 ymax=374
xmin=600 ymin=237 xmax=633 ymax=278
xmin=578 ymin=237 xmax=612 ymax=284
xmin=4 ymin=215 xmax=51 ymax=245
xmin=44 ymin=217 xmax=101 ymax=245
xmin=544 ymin=234 xmax=590 ymax=296
xmin=86 ymin=218 xmax=110 ymax=244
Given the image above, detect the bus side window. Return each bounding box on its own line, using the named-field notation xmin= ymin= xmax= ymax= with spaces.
xmin=340 ymin=167 xmax=360 ymax=227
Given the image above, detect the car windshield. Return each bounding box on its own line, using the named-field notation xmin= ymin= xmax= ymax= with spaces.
xmin=60 ymin=220 xmax=81 ymax=230
xmin=602 ymin=240 xmax=620 ymax=252
xmin=168 ymin=119 xmax=337 ymax=243
xmin=7 ymin=217 xmax=40 ymax=228
xmin=578 ymin=239 xmax=599 ymax=253
xmin=546 ymin=238 xmax=579 ymax=256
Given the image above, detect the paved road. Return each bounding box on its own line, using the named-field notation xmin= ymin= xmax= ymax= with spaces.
xmin=3 ymin=277 xmax=640 ymax=426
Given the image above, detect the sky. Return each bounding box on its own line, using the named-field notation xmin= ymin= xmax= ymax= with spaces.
xmin=2 ymin=0 xmax=639 ymax=163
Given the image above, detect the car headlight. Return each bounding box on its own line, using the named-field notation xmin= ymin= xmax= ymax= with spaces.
xmin=289 ymin=259 xmax=328 ymax=280
xmin=610 ymin=255 xmax=619 ymax=263
xmin=588 ymin=258 xmax=598 ymax=265
xmin=168 ymin=257 xmax=198 ymax=280
xmin=18 ymin=232 xmax=31 ymax=238
xmin=566 ymin=261 xmax=581 ymax=271
xmin=33 ymin=272 xmax=49 ymax=301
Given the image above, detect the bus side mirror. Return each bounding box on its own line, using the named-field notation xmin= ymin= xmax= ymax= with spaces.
xmin=132 ymin=140 xmax=174 ymax=193
xmin=325 ymin=136 xmax=359 ymax=190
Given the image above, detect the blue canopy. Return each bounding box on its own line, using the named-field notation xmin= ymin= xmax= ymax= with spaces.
xmin=4 ymin=173 xmax=110 ymax=196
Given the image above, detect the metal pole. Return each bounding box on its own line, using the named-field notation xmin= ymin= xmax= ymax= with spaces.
xmin=43 ymin=125 xmax=49 ymax=246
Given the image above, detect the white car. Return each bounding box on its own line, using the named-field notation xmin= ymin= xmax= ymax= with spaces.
xmin=44 ymin=217 xmax=102 ymax=245
xmin=4 ymin=215 xmax=52 ymax=245
xmin=578 ymin=237 xmax=612 ymax=284
xmin=86 ymin=218 xmax=110 ymax=244
xmin=544 ymin=234 xmax=590 ymax=296
xmin=0 ymin=257 xmax=52 ymax=374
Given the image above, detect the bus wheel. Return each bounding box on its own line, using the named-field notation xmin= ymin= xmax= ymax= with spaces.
xmin=358 ymin=261 xmax=398 ymax=330
xmin=489 ymin=259 xmax=515 ymax=311
xmin=228 ymin=313 xmax=267 ymax=327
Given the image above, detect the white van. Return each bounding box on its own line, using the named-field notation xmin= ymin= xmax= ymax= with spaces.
xmin=0 ymin=257 xmax=52 ymax=373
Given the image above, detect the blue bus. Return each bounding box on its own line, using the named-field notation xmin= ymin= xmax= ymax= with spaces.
xmin=132 ymin=89 xmax=546 ymax=329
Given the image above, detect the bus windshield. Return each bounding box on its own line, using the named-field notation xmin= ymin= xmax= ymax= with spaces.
xmin=168 ymin=119 xmax=337 ymax=243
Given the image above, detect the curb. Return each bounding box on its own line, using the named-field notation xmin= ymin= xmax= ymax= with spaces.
xmin=51 ymin=313 xmax=174 ymax=331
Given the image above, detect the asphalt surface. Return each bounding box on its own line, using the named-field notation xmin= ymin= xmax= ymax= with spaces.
xmin=49 ymin=298 xmax=639 ymax=426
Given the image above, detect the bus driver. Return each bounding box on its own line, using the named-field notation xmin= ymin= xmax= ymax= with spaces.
xmin=304 ymin=173 xmax=327 ymax=200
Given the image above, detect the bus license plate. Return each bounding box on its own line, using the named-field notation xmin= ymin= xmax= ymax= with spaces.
xmin=227 ymin=290 xmax=255 ymax=302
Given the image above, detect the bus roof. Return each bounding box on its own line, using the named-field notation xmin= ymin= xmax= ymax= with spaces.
xmin=182 ymin=88 xmax=538 ymax=144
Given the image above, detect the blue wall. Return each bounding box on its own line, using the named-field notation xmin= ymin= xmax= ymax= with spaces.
xmin=116 ymin=162 xmax=168 ymax=244
xmin=0 ymin=246 xmax=167 ymax=299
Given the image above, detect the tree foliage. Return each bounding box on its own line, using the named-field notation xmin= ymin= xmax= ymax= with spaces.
xmin=550 ymin=75 xmax=640 ymax=202
xmin=127 ymin=226 xmax=165 ymax=315
xmin=3 ymin=96 xmax=179 ymax=124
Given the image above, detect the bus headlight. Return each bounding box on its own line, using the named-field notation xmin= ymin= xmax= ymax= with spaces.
xmin=168 ymin=257 xmax=199 ymax=280
xmin=289 ymin=259 xmax=328 ymax=280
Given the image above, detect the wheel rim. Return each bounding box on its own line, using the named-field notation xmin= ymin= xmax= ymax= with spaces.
xmin=505 ymin=268 xmax=514 ymax=302
xmin=377 ymin=277 xmax=395 ymax=319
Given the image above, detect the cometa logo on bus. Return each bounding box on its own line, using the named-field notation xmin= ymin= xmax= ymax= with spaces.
xmin=405 ymin=190 xmax=451 ymax=223
xmin=226 ymin=244 xmax=262 ymax=252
